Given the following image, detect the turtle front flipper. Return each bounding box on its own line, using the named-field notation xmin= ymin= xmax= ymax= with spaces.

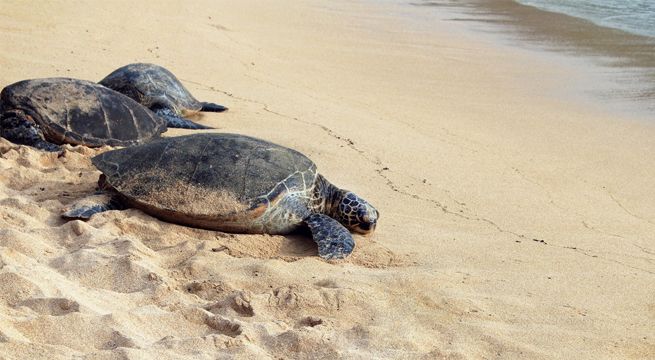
xmin=0 ymin=111 xmax=60 ymax=152
xmin=200 ymin=102 xmax=228 ymax=113
xmin=154 ymin=108 xmax=214 ymax=130
xmin=62 ymin=193 xmax=124 ymax=220
xmin=304 ymin=214 xmax=354 ymax=259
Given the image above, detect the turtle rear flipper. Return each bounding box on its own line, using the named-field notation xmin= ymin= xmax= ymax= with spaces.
xmin=155 ymin=108 xmax=214 ymax=130
xmin=200 ymin=102 xmax=228 ymax=113
xmin=0 ymin=112 xmax=60 ymax=152
xmin=304 ymin=214 xmax=354 ymax=260
xmin=62 ymin=193 xmax=124 ymax=220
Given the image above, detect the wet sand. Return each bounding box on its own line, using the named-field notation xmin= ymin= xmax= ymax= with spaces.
xmin=0 ymin=0 xmax=654 ymax=359
xmin=414 ymin=0 xmax=655 ymax=114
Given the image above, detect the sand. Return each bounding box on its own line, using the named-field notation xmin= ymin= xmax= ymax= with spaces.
xmin=0 ymin=0 xmax=654 ymax=359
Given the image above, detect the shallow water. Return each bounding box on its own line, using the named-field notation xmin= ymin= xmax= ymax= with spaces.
xmin=517 ymin=0 xmax=655 ymax=38
xmin=408 ymin=0 xmax=655 ymax=118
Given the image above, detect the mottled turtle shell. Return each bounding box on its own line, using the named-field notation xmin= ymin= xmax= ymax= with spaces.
xmin=99 ymin=63 xmax=204 ymax=115
xmin=92 ymin=133 xmax=318 ymax=232
xmin=0 ymin=78 xmax=166 ymax=147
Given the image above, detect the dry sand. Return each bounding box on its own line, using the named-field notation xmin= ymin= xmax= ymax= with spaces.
xmin=0 ymin=0 xmax=654 ymax=359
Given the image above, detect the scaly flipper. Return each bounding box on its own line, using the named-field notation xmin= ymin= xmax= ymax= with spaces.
xmin=154 ymin=108 xmax=214 ymax=130
xmin=0 ymin=112 xmax=60 ymax=152
xmin=61 ymin=193 xmax=124 ymax=220
xmin=304 ymin=213 xmax=354 ymax=259
xmin=200 ymin=102 xmax=228 ymax=113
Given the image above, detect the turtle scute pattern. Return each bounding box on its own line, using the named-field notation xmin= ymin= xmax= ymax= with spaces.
xmin=100 ymin=63 xmax=203 ymax=114
xmin=1 ymin=78 xmax=166 ymax=147
xmin=92 ymin=133 xmax=317 ymax=223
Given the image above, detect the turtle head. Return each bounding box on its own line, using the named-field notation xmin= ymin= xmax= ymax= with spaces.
xmin=336 ymin=192 xmax=379 ymax=235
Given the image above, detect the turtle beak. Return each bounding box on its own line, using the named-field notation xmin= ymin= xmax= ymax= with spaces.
xmin=353 ymin=221 xmax=376 ymax=235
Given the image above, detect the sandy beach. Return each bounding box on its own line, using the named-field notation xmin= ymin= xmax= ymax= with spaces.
xmin=0 ymin=0 xmax=654 ymax=359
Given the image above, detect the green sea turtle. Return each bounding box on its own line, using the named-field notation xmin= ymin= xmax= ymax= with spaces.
xmin=0 ymin=78 xmax=167 ymax=151
xmin=100 ymin=63 xmax=228 ymax=130
xmin=62 ymin=133 xmax=379 ymax=259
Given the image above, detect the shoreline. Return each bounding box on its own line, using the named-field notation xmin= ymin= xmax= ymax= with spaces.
xmin=515 ymin=0 xmax=655 ymax=39
xmin=0 ymin=0 xmax=654 ymax=358
xmin=408 ymin=0 xmax=655 ymax=119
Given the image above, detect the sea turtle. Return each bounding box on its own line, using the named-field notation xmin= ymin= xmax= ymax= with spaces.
xmin=100 ymin=63 xmax=228 ymax=130
xmin=62 ymin=133 xmax=379 ymax=259
xmin=0 ymin=78 xmax=167 ymax=151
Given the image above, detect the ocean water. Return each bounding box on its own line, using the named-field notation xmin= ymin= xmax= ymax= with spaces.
xmin=516 ymin=0 xmax=655 ymax=38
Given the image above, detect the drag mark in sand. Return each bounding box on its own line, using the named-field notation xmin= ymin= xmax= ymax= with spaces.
xmin=607 ymin=191 xmax=655 ymax=227
xmin=581 ymin=220 xmax=625 ymax=239
xmin=511 ymin=166 xmax=655 ymax=264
